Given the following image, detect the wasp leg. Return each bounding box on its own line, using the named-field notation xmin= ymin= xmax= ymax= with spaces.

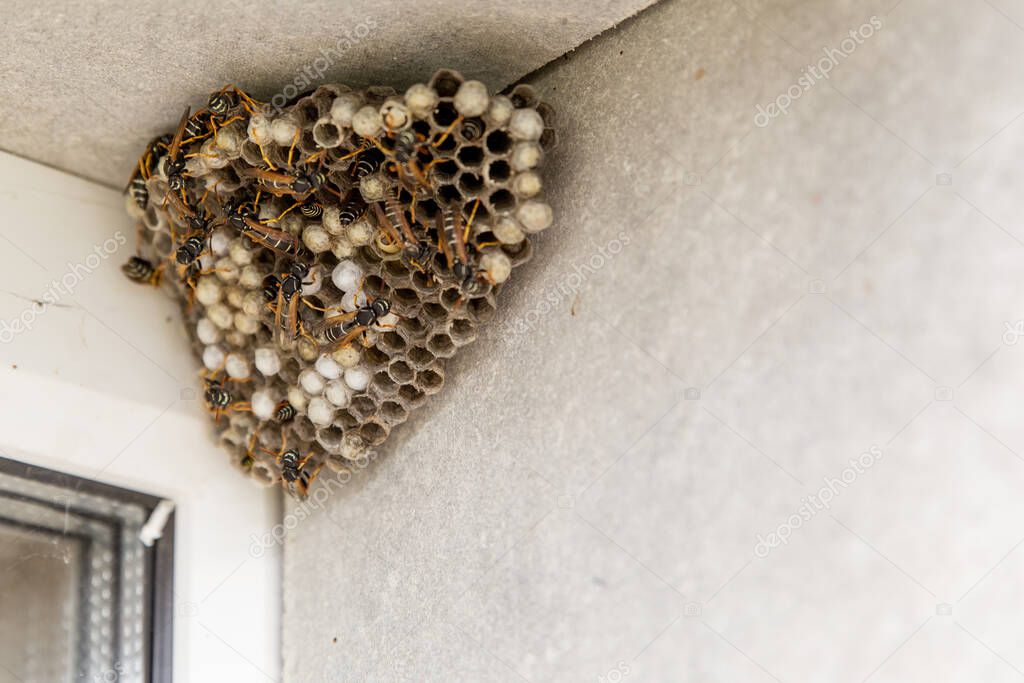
xmin=433 ymin=115 xmax=464 ymax=148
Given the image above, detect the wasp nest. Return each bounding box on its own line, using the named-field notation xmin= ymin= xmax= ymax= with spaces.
xmin=122 ymin=70 xmax=555 ymax=497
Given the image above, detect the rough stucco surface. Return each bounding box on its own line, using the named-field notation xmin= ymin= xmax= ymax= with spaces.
xmin=0 ymin=0 xmax=654 ymax=189
xmin=279 ymin=0 xmax=1024 ymax=680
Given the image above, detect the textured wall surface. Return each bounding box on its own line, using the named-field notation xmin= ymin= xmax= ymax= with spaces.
xmin=282 ymin=0 xmax=1024 ymax=680
xmin=0 ymin=0 xmax=654 ymax=189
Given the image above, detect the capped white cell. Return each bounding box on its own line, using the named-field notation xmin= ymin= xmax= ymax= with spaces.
xmin=299 ymin=368 xmax=325 ymax=395
xmin=234 ymin=312 xmax=260 ymax=335
xmin=404 ymin=83 xmax=438 ymax=118
xmin=480 ymin=251 xmax=512 ymax=284
xmin=194 ymin=277 xmax=222 ymax=306
xmin=517 ymin=200 xmax=553 ymax=233
xmin=341 ymin=289 xmax=369 ymax=311
xmin=239 ymin=265 xmax=263 ymax=290
xmin=254 ymin=347 xmax=281 ymax=376
xmin=247 ymin=113 xmax=272 ymax=145
xmin=330 ymin=93 xmax=363 ymax=127
xmin=214 ymin=257 xmax=239 ymax=282
xmin=358 ymin=173 xmax=387 ymax=202
xmin=331 ymin=345 xmax=362 ymax=368
xmin=352 ymin=105 xmax=383 ymax=138
xmin=493 ymin=216 xmax=525 ymax=244
xmin=251 ymin=390 xmax=276 ymax=420
xmin=206 ymin=303 xmax=234 ymax=330
xmin=225 ymin=353 xmax=250 ymax=379
xmin=307 ymin=397 xmax=335 ymax=427
xmin=331 ymin=236 xmax=355 ymax=259
xmin=229 ymin=239 xmax=253 ymax=265
xmin=454 ymin=80 xmax=489 ymax=117
xmin=315 ymin=354 xmax=342 ymax=380
xmin=196 ymin=318 xmax=221 ymax=345
xmin=270 ymin=117 xmax=301 ymax=146
xmin=509 ymin=108 xmax=544 ymax=141
xmin=486 ymin=95 xmax=514 ymax=126
xmin=324 ymin=380 xmax=351 ymax=407
xmin=202 ymin=345 xmax=225 ymax=371
xmin=287 ymin=386 xmax=308 ymax=413
xmin=332 ymin=260 xmax=363 ymax=292
xmin=209 ymin=229 xmax=232 ymax=256
xmin=302 ymin=225 xmax=332 ymax=253
xmin=344 ymin=366 xmax=371 ymax=391
xmin=380 ymin=99 xmax=410 ymax=130
xmin=346 ymin=218 xmax=373 ymax=246
xmin=510 ymin=142 xmax=543 ymax=171
xmin=512 ymin=171 xmax=542 ymax=198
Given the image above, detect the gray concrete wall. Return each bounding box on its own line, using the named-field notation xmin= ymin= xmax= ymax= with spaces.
xmin=284 ymin=0 xmax=1024 ymax=680
xmin=0 ymin=0 xmax=654 ymax=188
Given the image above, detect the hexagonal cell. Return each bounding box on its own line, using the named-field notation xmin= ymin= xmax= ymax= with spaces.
xmin=429 ymin=70 xmax=464 ymax=97
xmin=509 ymin=84 xmax=539 ymax=109
xmin=457 ymin=172 xmax=484 ymax=197
xmin=416 ymin=367 xmax=445 ymax=395
xmin=426 ymin=332 xmax=456 ymax=359
xmin=406 ymin=346 xmax=436 ymax=371
xmin=377 ymin=331 xmax=407 ymax=355
xmin=348 ymin=395 xmax=378 ymax=422
xmin=485 ymin=130 xmax=512 ymax=156
xmin=456 ymin=145 xmax=485 ymax=168
xmin=397 ymin=384 xmax=426 ymax=410
xmin=380 ymin=400 xmax=409 ymax=426
xmin=450 ymin=318 xmax=477 ymax=346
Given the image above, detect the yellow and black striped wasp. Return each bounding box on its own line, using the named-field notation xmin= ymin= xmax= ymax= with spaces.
xmin=370 ymin=186 xmax=434 ymax=271
xmin=162 ymin=107 xmax=192 ymax=194
xmin=437 ymin=199 xmax=486 ymax=295
xmin=219 ymin=194 xmax=310 ymax=259
xmin=121 ymin=256 xmax=165 ymax=287
xmin=181 ymin=84 xmax=264 ymax=147
xmin=312 ymin=297 xmax=392 ymax=351
xmin=270 ymin=262 xmax=320 ymax=346
xmin=263 ymin=432 xmax=323 ymax=498
xmin=125 ymin=133 xmax=172 ymax=209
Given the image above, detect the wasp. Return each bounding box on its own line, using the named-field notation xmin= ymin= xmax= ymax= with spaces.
xmin=370 ymin=187 xmax=433 ymax=269
xmin=350 ymin=147 xmax=385 ymax=180
xmin=165 ymin=191 xmax=213 ymax=266
xmin=208 ymin=84 xmax=263 ymax=118
xmin=373 ymin=128 xmax=434 ymax=188
xmin=299 ymin=201 xmax=323 ymax=219
xmin=203 ymin=377 xmax=251 ymax=421
xmin=237 ymin=215 xmax=309 ymax=259
xmin=180 ymin=85 xmax=262 ymax=147
xmin=338 ymin=190 xmax=367 ymax=226
xmin=183 ymin=109 xmax=213 ymax=141
xmin=238 ymin=165 xmax=327 ymax=200
xmin=219 ymin=195 xmax=308 ymax=258
xmin=460 ymin=117 xmax=485 ymax=141
xmin=313 ymin=298 xmax=391 ymax=351
xmin=274 ymin=401 xmax=296 ymax=423
xmin=437 ymin=200 xmax=487 ymax=296
xmin=222 ymin=196 xmax=258 ymax=231
xmin=121 ymin=256 xmax=164 ymax=287
xmin=262 ymin=274 xmax=282 ymax=303
xmin=163 ymin=107 xmax=192 ymax=193
xmin=272 ymin=262 xmax=316 ymax=345
xmin=263 ymin=432 xmax=322 ymax=497
xmin=241 ymin=429 xmax=259 ymax=470
xmin=125 ymin=133 xmax=172 ymax=209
